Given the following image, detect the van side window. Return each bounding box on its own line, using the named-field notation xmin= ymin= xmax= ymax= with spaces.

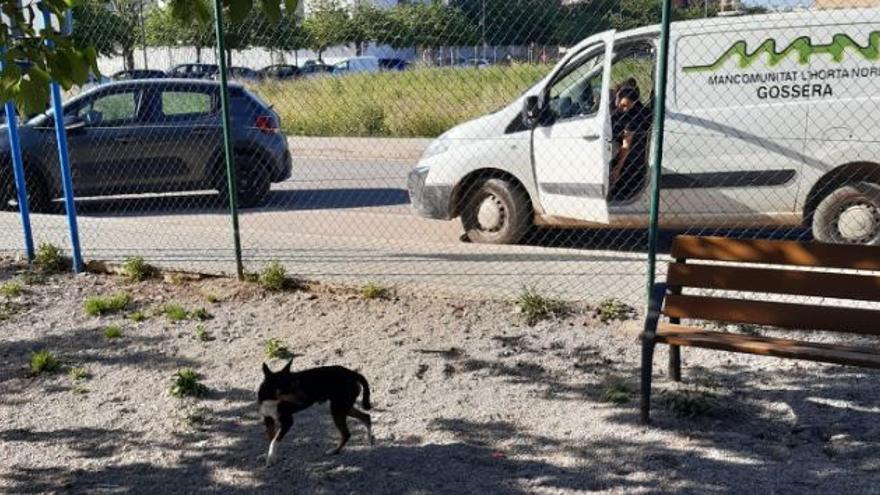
xmin=546 ymin=47 xmax=605 ymax=122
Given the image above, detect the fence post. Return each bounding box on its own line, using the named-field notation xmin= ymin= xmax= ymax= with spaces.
xmin=645 ymin=0 xmax=673 ymax=300
xmin=0 ymin=55 xmax=35 ymax=263
xmin=41 ymin=6 xmax=83 ymax=273
xmin=211 ymin=0 xmax=245 ymax=280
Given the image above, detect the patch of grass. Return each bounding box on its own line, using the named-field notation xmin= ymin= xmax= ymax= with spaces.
xmin=167 ymin=273 xmax=187 ymax=286
xmin=162 ymin=303 xmax=189 ymax=322
xmin=201 ymin=290 xmax=220 ymax=304
xmin=84 ymin=293 xmax=131 ymax=317
xmin=258 ymin=261 xmax=289 ymax=291
xmin=71 ymin=383 xmax=89 ymax=395
xmin=0 ymin=302 xmax=16 ymax=320
xmin=515 ymin=287 xmax=570 ymax=325
xmin=103 ymin=324 xmax=123 ymax=339
xmin=194 ymin=325 xmax=212 ymax=342
xmin=1 ymin=280 xmax=24 ymax=298
xmin=595 ymin=298 xmax=637 ymax=324
xmin=68 ymin=366 xmax=90 ymax=381
xmin=601 ymin=378 xmax=633 ymax=404
xmin=30 ymin=349 xmax=60 ymax=375
xmin=170 ymin=368 xmax=207 ymax=398
xmin=658 ymin=387 xmax=718 ymax=418
xmin=35 ymin=242 xmax=65 ymax=273
xmin=182 ymin=406 xmax=211 ymax=430
xmin=264 ymin=338 xmax=293 ymax=360
xmin=190 ymin=307 xmax=212 ymax=321
xmin=121 ymin=256 xmax=155 ymax=282
xmin=252 ymin=65 xmax=550 ymax=138
xmin=128 ymin=310 xmax=147 ymax=323
xmin=361 ymin=282 xmax=389 ymax=300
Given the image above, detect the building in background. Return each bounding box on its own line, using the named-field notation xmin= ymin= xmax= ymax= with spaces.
xmin=815 ymin=0 xmax=880 ymax=8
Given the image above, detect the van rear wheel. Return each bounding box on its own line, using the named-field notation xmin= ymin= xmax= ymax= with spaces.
xmin=460 ymin=178 xmax=531 ymax=245
xmin=812 ymin=182 xmax=880 ymax=246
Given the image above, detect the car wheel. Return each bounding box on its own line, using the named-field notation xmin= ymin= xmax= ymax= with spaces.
xmin=460 ymin=178 xmax=531 ymax=244
xmin=233 ymin=157 xmax=271 ymax=209
xmin=3 ymin=170 xmax=56 ymax=214
xmin=812 ymin=182 xmax=880 ymax=246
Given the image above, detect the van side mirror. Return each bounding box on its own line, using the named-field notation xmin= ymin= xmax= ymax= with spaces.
xmin=522 ymin=95 xmax=541 ymax=128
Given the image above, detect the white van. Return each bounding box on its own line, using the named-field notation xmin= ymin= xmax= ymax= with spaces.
xmin=333 ymin=56 xmax=380 ymax=76
xmin=408 ymin=9 xmax=880 ymax=245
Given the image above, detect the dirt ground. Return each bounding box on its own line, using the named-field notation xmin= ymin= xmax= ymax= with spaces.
xmin=1 ymin=258 xmax=879 ymax=494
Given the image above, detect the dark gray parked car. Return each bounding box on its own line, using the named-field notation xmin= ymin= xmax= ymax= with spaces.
xmin=0 ymin=79 xmax=291 ymax=211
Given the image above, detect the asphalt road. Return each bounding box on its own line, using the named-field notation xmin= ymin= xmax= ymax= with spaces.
xmin=0 ymin=140 xmax=653 ymax=303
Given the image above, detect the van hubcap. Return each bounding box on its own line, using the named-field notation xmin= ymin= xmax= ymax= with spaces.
xmin=476 ymin=194 xmax=505 ymax=232
xmin=836 ymin=202 xmax=880 ymax=243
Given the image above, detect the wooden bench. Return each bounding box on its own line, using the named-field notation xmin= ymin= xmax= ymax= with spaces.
xmin=640 ymin=235 xmax=880 ymax=423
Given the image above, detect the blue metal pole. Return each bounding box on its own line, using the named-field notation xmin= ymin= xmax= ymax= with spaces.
xmin=41 ymin=7 xmax=83 ymax=273
xmin=0 ymin=53 xmax=36 ymax=262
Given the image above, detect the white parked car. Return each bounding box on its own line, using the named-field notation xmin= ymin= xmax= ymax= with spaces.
xmin=408 ymin=8 xmax=880 ymax=246
xmin=333 ymin=56 xmax=380 ymax=76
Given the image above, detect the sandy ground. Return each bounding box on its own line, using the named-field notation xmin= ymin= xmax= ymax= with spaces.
xmin=1 ymin=258 xmax=879 ymax=494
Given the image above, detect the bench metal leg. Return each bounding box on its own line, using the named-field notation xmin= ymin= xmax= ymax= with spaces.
xmin=669 ymin=345 xmax=681 ymax=382
xmin=640 ymin=339 xmax=656 ymax=424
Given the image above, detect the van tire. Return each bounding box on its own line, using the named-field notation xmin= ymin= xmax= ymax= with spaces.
xmin=461 ymin=178 xmax=531 ymax=245
xmin=812 ymin=182 xmax=880 ymax=246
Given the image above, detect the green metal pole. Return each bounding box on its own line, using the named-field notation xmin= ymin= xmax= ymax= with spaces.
xmin=645 ymin=0 xmax=673 ymax=300
xmin=212 ymin=0 xmax=244 ymax=280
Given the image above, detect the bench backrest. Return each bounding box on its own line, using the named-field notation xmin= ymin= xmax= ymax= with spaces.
xmin=663 ymin=236 xmax=880 ymax=336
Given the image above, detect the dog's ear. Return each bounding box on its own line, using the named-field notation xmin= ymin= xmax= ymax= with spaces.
xmin=262 ymin=362 xmax=273 ymax=377
xmin=281 ymin=359 xmax=293 ymax=374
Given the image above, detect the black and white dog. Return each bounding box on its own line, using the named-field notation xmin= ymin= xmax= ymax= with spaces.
xmin=258 ymin=360 xmax=374 ymax=465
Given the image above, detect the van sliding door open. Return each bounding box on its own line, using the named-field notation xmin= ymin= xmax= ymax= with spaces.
xmin=532 ymin=30 xmax=615 ymax=224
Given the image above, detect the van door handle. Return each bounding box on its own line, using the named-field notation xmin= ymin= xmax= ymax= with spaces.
xmin=582 ymin=134 xmax=600 ymax=141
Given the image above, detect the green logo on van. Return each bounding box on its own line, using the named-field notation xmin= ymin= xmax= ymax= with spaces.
xmin=683 ymin=32 xmax=880 ymax=73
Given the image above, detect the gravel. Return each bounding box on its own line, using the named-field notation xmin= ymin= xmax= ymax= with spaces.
xmin=1 ymin=258 xmax=879 ymax=494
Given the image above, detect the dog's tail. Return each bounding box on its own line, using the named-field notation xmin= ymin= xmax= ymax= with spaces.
xmin=355 ymin=372 xmax=372 ymax=410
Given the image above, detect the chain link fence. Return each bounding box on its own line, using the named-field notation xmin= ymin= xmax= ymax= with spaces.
xmin=3 ymin=0 xmax=879 ymax=304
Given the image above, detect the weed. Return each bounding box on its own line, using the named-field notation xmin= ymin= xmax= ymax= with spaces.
xmin=103 ymin=324 xmax=123 ymax=339
xmin=1 ymin=280 xmax=24 ymax=298
xmin=0 ymin=301 xmax=18 ymax=321
xmin=71 ymin=383 xmax=89 ymax=395
xmin=163 ymin=303 xmax=189 ymax=322
xmin=30 ymin=349 xmax=60 ymax=374
xmin=515 ymin=287 xmax=570 ymax=325
xmin=194 ymin=325 xmax=212 ymax=342
xmin=121 ymin=256 xmax=155 ymax=282
xmin=595 ymin=298 xmax=637 ymax=324
xmin=69 ymin=366 xmax=90 ymax=381
xmin=264 ymin=338 xmax=293 ymax=359
xmin=243 ymin=272 xmax=259 ymax=283
xmin=258 ymin=261 xmax=288 ymax=291
xmin=19 ymin=270 xmax=45 ymax=285
xmin=182 ymin=406 xmax=211 ymax=430
xmin=84 ymin=293 xmax=131 ymax=317
xmin=361 ymin=282 xmax=389 ymax=300
xmin=201 ymin=291 xmax=220 ymax=304
xmin=129 ymin=310 xmax=147 ymax=323
xmin=170 ymin=368 xmax=207 ymax=398
xmin=35 ymin=242 xmax=65 ymax=272
xmin=658 ymin=387 xmax=718 ymax=418
xmin=601 ymin=378 xmax=632 ymax=404
xmin=167 ymin=273 xmax=187 ymax=286
xmin=190 ymin=307 xmax=212 ymax=321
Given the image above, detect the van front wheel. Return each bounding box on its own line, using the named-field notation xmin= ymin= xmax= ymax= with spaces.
xmin=461 ymin=178 xmax=531 ymax=244
xmin=812 ymin=182 xmax=880 ymax=246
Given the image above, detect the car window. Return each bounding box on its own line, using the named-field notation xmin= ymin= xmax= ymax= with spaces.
xmin=547 ymin=46 xmax=605 ymax=121
xmin=77 ymin=91 xmax=139 ymax=126
xmin=162 ymin=91 xmax=213 ymax=117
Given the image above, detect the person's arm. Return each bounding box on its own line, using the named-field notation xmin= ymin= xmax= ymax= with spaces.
xmin=611 ymin=129 xmax=634 ymax=183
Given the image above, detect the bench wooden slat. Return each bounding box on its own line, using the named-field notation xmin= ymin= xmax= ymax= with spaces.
xmin=656 ymin=324 xmax=880 ymax=368
xmin=663 ymin=294 xmax=880 ymax=336
xmin=671 ymin=236 xmax=880 ymax=271
xmin=667 ymin=263 xmax=880 ymax=302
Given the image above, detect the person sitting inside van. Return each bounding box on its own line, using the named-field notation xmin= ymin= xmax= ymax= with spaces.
xmin=610 ymin=83 xmax=651 ymax=201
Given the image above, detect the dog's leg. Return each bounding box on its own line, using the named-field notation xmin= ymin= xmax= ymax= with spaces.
xmin=267 ymin=413 xmax=293 ymax=466
xmin=348 ymin=407 xmax=374 ymax=446
xmin=327 ymin=405 xmax=351 ymax=455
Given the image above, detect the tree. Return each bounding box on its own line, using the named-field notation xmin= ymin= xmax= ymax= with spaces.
xmin=1 ymin=0 xmax=298 ymax=115
xmin=145 ymin=2 xmax=214 ymax=62
xmin=71 ymin=0 xmax=126 ymax=58
xmin=303 ymin=0 xmax=349 ymax=60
